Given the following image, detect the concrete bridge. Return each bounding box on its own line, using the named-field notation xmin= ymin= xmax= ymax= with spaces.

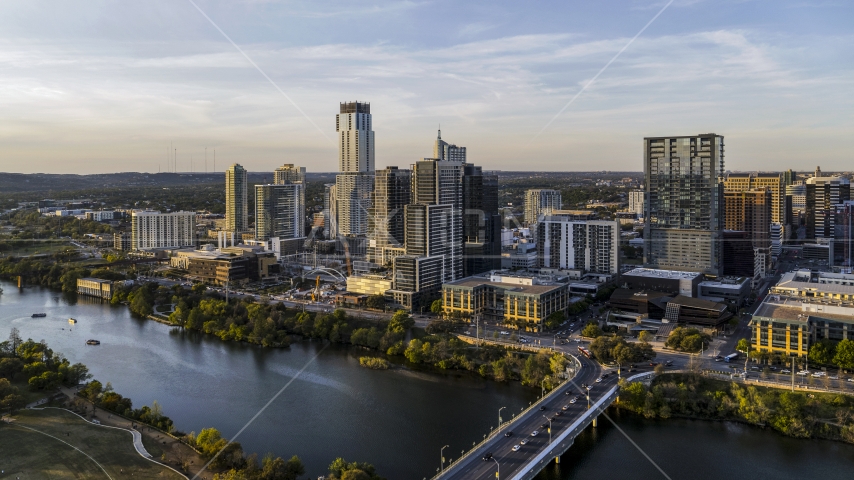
xmin=433 ymin=367 xmax=654 ymax=480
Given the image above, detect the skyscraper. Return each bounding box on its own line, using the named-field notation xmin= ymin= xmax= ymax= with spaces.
xmin=462 ymin=165 xmax=501 ymax=276
xmin=274 ymin=164 xmax=306 ymax=185
xmin=806 ymin=167 xmax=851 ymax=240
xmin=334 ymin=102 xmax=375 ymax=239
xmin=225 ymin=163 xmax=248 ymax=232
xmin=723 ymin=172 xmax=785 ymax=240
xmin=367 ymin=166 xmax=411 ymax=265
xmin=643 ymin=134 xmax=725 ymax=275
xmin=410 ymin=157 xmax=464 ymax=281
xmin=524 ymin=189 xmax=562 ymax=226
xmin=537 ymin=213 xmax=620 ymax=275
xmin=404 ymin=203 xmax=459 ymax=281
xmin=337 ymin=102 xmax=374 ymax=173
xmin=433 ymin=129 xmax=466 ymax=163
xmin=724 ymin=188 xmax=772 ymax=278
xmin=255 ymin=183 xmax=305 ymax=242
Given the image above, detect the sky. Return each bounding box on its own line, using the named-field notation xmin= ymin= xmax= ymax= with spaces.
xmin=0 ymin=0 xmax=851 ymax=174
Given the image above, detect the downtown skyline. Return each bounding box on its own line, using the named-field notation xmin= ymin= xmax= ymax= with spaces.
xmin=1 ymin=0 xmax=852 ymax=174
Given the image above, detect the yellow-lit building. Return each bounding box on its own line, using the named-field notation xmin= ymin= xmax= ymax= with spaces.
xmin=77 ymin=278 xmax=114 ymax=300
xmin=346 ymin=275 xmax=393 ymax=296
xmin=442 ymin=274 xmax=569 ymax=332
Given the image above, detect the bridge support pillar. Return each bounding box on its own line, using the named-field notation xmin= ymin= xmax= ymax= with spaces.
xmin=592 ymin=416 xmax=598 ymax=428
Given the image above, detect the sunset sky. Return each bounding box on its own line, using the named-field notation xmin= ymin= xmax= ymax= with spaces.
xmin=0 ymin=0 xmax=851 ymax=173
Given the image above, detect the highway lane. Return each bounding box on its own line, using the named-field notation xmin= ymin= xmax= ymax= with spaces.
xmin=441 ymin=359 xmax=627 ymax=480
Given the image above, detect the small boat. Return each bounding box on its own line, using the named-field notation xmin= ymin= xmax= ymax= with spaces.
xmin=68 ymin=318 xmax=77 ymax=324
xmin=86 ymin=339 xmax=101 ymax=346
xmin=31 ymin=313 xmax=47 ymax=318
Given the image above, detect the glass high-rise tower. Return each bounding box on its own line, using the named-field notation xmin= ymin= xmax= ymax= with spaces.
xmin=643 ymin=134 xmax=725 ymax=275
xmin=225 ymin=163 xmax=248 ymax=232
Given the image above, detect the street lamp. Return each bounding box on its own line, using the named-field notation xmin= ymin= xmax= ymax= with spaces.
xmin=498 ymin=406 xmax=506 ymax=430
xmin=491 ymin=457 xmax=500 ymax=480
xmin=440 ymin=444 xmax=449 ymax=472
xmin=543 ymin=415 xmax=552 ymax=444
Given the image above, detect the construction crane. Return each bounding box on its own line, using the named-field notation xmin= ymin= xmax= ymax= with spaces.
xmin=310 ymin=275 xmax=321 ymax=302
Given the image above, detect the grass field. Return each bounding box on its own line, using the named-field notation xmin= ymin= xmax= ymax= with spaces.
xmin=0 ymin=241 xmax=72 ymax=257
xmin=0 ymin=409 xmax=184 ymax=479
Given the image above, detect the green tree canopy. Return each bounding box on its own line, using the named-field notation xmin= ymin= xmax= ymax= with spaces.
xmin=833 ymin=339 xmax=854 ymax=370
xmin=581 ymin=322 xmax=603 ymax=338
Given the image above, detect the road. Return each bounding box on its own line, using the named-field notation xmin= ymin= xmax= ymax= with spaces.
xmin=441 ymin=358 xmax=633 ymax=480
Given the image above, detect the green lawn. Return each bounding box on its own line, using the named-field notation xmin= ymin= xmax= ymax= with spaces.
xmin=1 ymin=241 xmax=72 ymax=257
xmin=0 ymin=409 xmax=184 ymax=479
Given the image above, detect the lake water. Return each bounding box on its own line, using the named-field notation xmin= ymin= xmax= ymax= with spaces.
xmin=2 ymin=279 xmax=853 ymax=479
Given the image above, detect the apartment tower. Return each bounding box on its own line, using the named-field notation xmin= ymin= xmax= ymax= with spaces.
xmin=225 ymin=163 xmax=248 ymax=232
xmin=524 ymin=189 xmax=562 ymax=226
xmin=643 ymin=134 xmax=725 ymax=275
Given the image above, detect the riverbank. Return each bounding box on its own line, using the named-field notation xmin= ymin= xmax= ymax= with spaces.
xmin=615 ymin=372 xmax=854 ymax=444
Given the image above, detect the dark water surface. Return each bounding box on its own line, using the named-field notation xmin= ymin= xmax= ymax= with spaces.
xmin=2 ymin=280 xmax=853 ymax=479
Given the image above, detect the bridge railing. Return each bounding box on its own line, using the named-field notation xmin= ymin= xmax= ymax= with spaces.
xmin=428 ymin=352 xmax=583 ymax=480
xmin=509 ymin=370 xmax=655 ymax=480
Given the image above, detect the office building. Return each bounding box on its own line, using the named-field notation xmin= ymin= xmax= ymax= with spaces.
xmin=628 ymin=189 xmax=645 ymax=216
xmin=389 ymin=255 xmax=444 ymax=310
xmin=751 ymin=270 xmax=854 ymax=357
xmin=834 ymin=201 xmax=854 ymax=267
xmin=724 ymin=173 xmax=785 ymax=238
xmin=323 ymin=183 xmax=337 ymax=238
xmin=410 ymin=155 xmax=465 ymax=281
xmin=130 ymin=211 xmax=196 ymax=251
xmin=183 ymin=245 xmax=277 ymax=286
xmin=77 ymin=278 xmax=114 ymax=300
xmin=254 ymin=183 xmax=305 ymax=242
xmin=643 ymin=134 xmax=725 ymax=274
xmin=404 ymin=203 xmax=460 ymax=281
xmin=367 ymin=166 xmax=411 ymax=265
xmin=724 ymin=188 xmax=772 ymax=279
xmin=274 ymin=164 xmax=306 ymax=185
xmin=462 ymin=165 xmax=501 ymax=276
xmin=783 ymin=169 xmax=796 ymax=187
xmin=536 ymin=213 xmax=620 ymax=275
xmin=434 ymin=129 xmax=466 ymax=163
xmin=620 ymin=268 xmax=703 ymax=297
xmin=722 ymin=230 xmax=754 ymax=278
xmin=806 ymin=167 xmax=850 ymax=240
xmin=524 ymin=189 xmax=562 ymax=226
xmin=225 ymin=163 xmax=248 ymax=232
xmin=441 ymin=273 xmax=570 ymax=332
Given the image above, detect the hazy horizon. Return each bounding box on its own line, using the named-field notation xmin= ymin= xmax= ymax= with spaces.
xmin=1 ymin=1 xmax=851 ymax=174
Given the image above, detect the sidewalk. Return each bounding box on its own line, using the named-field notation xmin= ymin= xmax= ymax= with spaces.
xmin=57 ymin=386 xmax=206 ymax=477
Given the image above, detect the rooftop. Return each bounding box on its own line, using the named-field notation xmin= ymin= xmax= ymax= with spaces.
xmin=754 ymin=299 xmax=854 ymax=324
xmin=444 ymin=276 xmax=565 ymax=295
xmin=623 ymin=268 xmax=703 ymax=280
xmin=774 ymin=271 xmax=854 ymax=295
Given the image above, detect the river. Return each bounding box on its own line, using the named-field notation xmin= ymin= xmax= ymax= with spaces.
xmin=2 ymin=279 xmax=854 ymax=479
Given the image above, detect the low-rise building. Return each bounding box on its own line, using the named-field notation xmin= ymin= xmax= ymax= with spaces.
xmin=619 ymin=268 xmax=703 ymax=297
xmin=663 ymin=295 xmax=732 ymax=327
xmin=697 ymin=278 xmax=751 ymax=306
xmin=180 ymin=244 xmax=277 ymax=285
xmin=441 ymin=274 xmax=570 ymax=332
xmin=77 ymin=278 xmax=113 ymax=300
xmin=346 ymin=274 xmax=393 ymax=296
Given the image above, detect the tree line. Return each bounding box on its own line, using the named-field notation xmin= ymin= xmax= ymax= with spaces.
xmin=617 ymin=373 xmax=854 ymax=443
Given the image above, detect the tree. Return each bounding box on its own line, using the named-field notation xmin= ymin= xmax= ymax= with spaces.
xmin=365 ymin=295 xmax=385 ymax=310
xmin=7 ymin=328 xmax=22 ymax=355
xmin=67 ymin=363 xmax=92 ymax=386
xmin=638 ymin=331 xmax=654 ymax=344
xmin=430 ymin=299 xmax=443 ymax=315
xmin=581 ymin=322 xmax=603 ymax=338
xmin=387 ymin=310 xmax=414 ymax=333
xmin=736 ymin=338 xmax=751 ymax=353
xmin=259 ymin=454 xmax=305 ymax=480
xmin=808 ymin=339 xmax=836 ymax=366
xmin=833 ymin=339 xmax=854 ymax=370
xmin=0 ymin=358 xmax=24 ymax=380
xmin=544 ymin=311 xmax=565 ymax=330
xmin=196 ymin=427 xmax=228 ymax=458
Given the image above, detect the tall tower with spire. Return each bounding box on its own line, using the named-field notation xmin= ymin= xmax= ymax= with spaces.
xmin=433 ymin=129 xmax=466 ymax=162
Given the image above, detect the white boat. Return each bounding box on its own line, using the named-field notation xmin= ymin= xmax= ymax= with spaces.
xmin=68 ymin=318 xmax=78 ymax=324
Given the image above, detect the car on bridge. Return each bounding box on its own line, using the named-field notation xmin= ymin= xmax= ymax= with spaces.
xmin=520 ymin=438 xmax=529 ymax=445
xmin=531 ymin=430 xmax=539 ymax=437
xmin=512 ymin=445 xmax=521 ymax=452
xmin=482 ymin=453 xmax=493 ymax=461
xmin=504 ymin=431 xmax=513 ymax=437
